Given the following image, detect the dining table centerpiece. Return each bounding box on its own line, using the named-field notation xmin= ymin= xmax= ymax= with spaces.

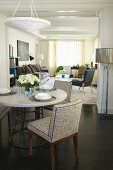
xmin=58 ymin=68 xmax=66 ymax=74
xmin=16 ymin=74 xmax=40 ymax=95
xmin=55 ymin=66 xmax=66 ymax=77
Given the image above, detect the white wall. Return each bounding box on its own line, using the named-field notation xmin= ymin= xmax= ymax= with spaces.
xmin=0 ymin=14 xmax=9 ymax=88
xmin=40 ymin=40 xmax=49 ymax=68
xmin=97 ymin=6 xmax=113 ymax=114
xmin=7 ymin=27 xmax=39 ymax=66
xmin=84 ymin=38 xmax=95 ymax=65
xmin=0 ymin=13 xmax=40 ymax=88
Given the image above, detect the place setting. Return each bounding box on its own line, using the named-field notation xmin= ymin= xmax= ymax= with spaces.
xmin=30 ymin=92 xmax=56 ymax=102
xmin=29 ymin=83 xmax=57 ymax=102
xmin=0 ymin=88 xmax=16 ymax=96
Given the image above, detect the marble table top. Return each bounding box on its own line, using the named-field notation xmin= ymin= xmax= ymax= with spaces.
xmin=0 ymin=89 xmax=67 ymax=108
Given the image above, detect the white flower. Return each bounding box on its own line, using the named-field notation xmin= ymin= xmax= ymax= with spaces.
xmin=31 ymin=81 xmax=34 ymax=85
xmin=17 ymin=74 xmax=40 ymax=88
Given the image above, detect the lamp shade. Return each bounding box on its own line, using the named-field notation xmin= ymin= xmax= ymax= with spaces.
xmin=96 ymin=48 xmax=113 ymax=63
xmin=5 ymin=17 xmax=51 ymax=32
xmin=5 ymin=0 xmax=51 ymax=34
xmin=29 ymin=55 xmax=34 ymax=61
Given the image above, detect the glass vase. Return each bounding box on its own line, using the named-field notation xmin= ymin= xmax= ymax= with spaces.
xmin=25 ymin=87 xmax=33 ymax=97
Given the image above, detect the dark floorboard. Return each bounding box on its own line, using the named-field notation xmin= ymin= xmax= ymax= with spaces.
xmin=1 ymin=104 xmax=113 ymax=170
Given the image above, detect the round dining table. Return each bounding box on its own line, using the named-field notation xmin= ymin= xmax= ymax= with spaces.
xmin=0 ymin=88 xmax=67 ymax=148
xmin=0 ymin=89 xmax=67 ymax=107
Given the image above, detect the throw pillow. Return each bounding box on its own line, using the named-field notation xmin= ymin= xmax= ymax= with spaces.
xmin=15 ymin=66 xmax=25 ymax=78
xmin=30 ymin=64 xmax=41 ymax=72
xmin=23 ymin=65 xmax=32 ymax=74
xmin=28 ymin=64 xmax=36 ymax=73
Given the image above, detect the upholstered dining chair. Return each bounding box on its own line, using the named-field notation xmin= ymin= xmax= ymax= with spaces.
xmin=72 ymin=69 xmax=95 ymax=91
xmin=28 ymin=100 xmax=83 ymax=170
xmin=44 ymin=79 xmax=72 ymax=111
xmin=75 ymin=66 xmax=87 ymax=78
xmin=54 ymin=79 xmax=72 ymax=103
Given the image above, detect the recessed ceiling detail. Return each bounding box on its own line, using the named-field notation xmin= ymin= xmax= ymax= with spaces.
xmin=0 ymin=0 xmax=104 ymax=39
xmin=5 ymin=0 xmax=51 ymax=36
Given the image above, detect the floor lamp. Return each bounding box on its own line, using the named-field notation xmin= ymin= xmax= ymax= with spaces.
xmin=96 ymin=48 xmax=113 ymax=119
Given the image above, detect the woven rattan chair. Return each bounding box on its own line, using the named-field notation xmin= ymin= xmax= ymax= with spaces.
xmin=28 ymin=100 xmax=82 ymax=170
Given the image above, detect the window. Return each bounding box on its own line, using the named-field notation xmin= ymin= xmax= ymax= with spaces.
xmin=48 ymin=39 xmax=97 ymax=76
xmin=56 ymin=40 xmax=84 ymax=66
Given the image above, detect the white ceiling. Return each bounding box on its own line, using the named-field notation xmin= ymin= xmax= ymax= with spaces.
xmin=0 ymin=0 xmax=112 ymax=39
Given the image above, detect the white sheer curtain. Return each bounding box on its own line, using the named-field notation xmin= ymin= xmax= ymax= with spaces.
xmin=56 ymin=40 xmax=84 ymax=66
xmin=48 ymin=39 xmax=95 ymax=76
xmin=48 ymin=41 xmax=57 ymax=76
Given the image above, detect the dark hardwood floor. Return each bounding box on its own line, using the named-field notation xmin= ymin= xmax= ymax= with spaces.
xmin=0 ymin=104 xmax=113 ymax=170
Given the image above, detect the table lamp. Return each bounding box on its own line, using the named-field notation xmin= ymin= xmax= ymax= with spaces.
xmin=29 ymin=55 xmax=34 ymax=61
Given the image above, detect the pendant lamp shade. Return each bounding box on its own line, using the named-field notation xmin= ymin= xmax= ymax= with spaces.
xmin=5 ymin=17 xmax=51 ymax=32
xmin=5 ymin=0 xmax=51 ymax=33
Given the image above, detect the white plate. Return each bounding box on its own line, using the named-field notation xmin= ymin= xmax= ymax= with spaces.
xmin=35 ymin=93 xmax=52 ymax=100
xmin=0 ymin=88 xmax=11 ymax=94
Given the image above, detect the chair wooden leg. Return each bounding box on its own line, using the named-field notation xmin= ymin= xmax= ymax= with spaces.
xmin=73 ymin=134 xmax=79 ymax=161
xmin=50 ymin=143 xmax=55 ymax=170
xmin=28 ymin=130 xmax=32 ymax=156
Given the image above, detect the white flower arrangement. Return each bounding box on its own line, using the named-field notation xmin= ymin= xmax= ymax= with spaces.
xmin=16 ymin=74 xmax=40 ymax=90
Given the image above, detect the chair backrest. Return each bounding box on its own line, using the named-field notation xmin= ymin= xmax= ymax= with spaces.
xmin=48 ymin=100 xmax=82 ymax=142
xmin=78 ymin=66 xmax=87 ymax=78
xmin=83 ymin=69 xmax=95 ymax=87
xmin=54 ymin=80 xmax=72 ymax=102
xmin=63 ymin=66 xmax=71 ymax=75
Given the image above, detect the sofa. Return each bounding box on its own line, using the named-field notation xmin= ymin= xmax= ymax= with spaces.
xmin=15 ymin=64 xmax=49 ymax=84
